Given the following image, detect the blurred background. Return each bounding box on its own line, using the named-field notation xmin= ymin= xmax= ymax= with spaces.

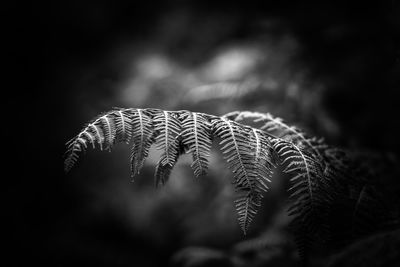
xmin=6 ymin=1 xmax=400 ymax=266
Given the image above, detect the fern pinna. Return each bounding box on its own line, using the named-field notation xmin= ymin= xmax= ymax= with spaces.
xmin=65 ymin=107 xmax=389 ymax=261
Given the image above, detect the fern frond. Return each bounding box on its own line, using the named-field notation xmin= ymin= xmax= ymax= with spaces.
xmin=129 ymin=108 xmax=155 ymax=178
xmin=154 ymin=134 xmax=186 ymax=187
xmin=250 ymin=129 xmax=274 ymax=192
xmin=64 ymin=109 xmax=133 ymax=172
xmin=99 ymin=113 xmax=116 ymax=150
xmin=66 ymin=107 xmax=359 ymax=247
xmin=181 ymin=112 xmax=213 ymax=177
xmin=212 ymin=117 xmax=253 ymax=188
xmin=320 ymin=146 xmax=352 ymax=199
xmin=226 ymin=111 xmax=340 ymax=196
xmin=273 ymin=140 xmax=320 ymax=213
xmin=212 ymin=117 xmax=273 ymax=234
xmin=114 ymin=108 xmax=134 ymax=143
xmin=153 ymin=110 xmax=182 ymax=164
xmin=64 ymin=137 xmax=86 ymax=172
xmin=224 ymin=111 xmax=341 ymax=250
xmin=272 ymin=139 xmax=328 ymax=260
xmin=224 ymin=111 xmax=325 ymax=166
xmin=234 ymin=192 xmax=262 ymax=235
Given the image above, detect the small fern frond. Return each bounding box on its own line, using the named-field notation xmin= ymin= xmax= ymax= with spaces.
xmin=212 ymin=117 xmax=273 ymax=234
xmin=113 ymin=108 xmax=133 ymax=143
xmin=153 ymin=110 xmax=182 ymax=166
xmin=234 ymin=191 xmax=262 ymax=235
xmin=212 ymin=117 xmax=253 ymax=188
xmin=65 ymin=137 xmax=85 ymax=172
xmin=98 ymin=113 xmax=117 ymax=150
xmin=129 ymin=108 xmax=155 ymax=179
xmin=181 ymin=112 xmax=213 ymax=178
xmin=224 ymin=111 xmax=325 ymax=166
xmin=273 ymin=140 xmax=320 ymax=214
xmin=64 ymin=109 xmax=133 ymax=172
xmin=250 ymin=129 xmax=274 ymax=192
xmin=273 ymin=139 xmax=327 ymax=260
xmin=154 ymin=135 xmax=185 ymax=187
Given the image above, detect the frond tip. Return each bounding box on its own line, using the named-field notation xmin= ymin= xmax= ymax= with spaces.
xmin=64 ymin=110 xmax=122 ymax=172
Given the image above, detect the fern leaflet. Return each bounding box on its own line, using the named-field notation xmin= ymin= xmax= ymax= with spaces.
xmin=181 ymin=112 xmax=213 ymax=178
xmin=129 ymin=108 xmax=155 ymax=179
xmin=212 ymin=117 xmax=272 ymax=234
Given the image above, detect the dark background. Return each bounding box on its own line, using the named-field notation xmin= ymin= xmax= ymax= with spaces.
xmin=6 ymin=1 xmax=400 ymax=266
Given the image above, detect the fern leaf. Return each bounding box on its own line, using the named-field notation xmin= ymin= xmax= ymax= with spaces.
xmin=154 ymin=135 xmax=185 ymax=187
xmin=212 ymin=117 xmax=271 ymax=234
xmin=129 ymin=108 xmax=155 ymax=179
xmin=181 ymin=112 xmax=213 ymax=177
xmin=89 ymin=122 xmax=105 ymax=150
xmin=224 ymin=111 xmax=325 ymax=166
xmin=235 ymin=191 xmax=261 ymax=235
xmin=64 ymin=137 xmax=85 ymax=172
xmin=250 ymin=129 xmax=274 ymax=192
xmin=64 ymin=109 xmax=132 ymax=172
xmin=114 ymin=108 xmax=134 ymax=143
xmin=148 ymin=110 xmax=184 ymax=186
xmin=152 ymin=110 xmax=182 ymax=165
xmin=99 ymin=113 xmax=117 ymax=150
xmin=273 ymin=139 xmax=327 ymax=260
